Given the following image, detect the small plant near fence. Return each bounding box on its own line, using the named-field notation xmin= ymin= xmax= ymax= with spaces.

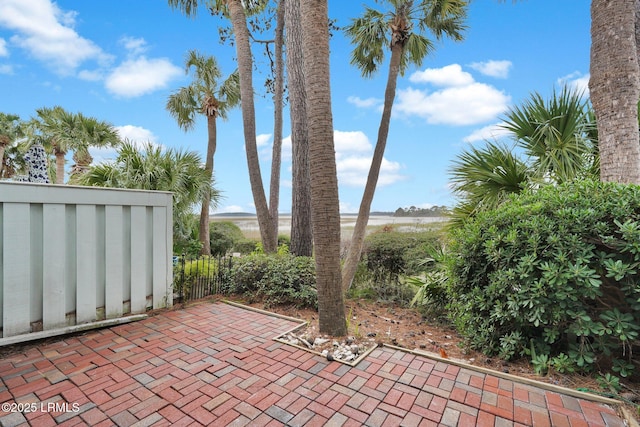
xmin=173 ymin=254 xmax=234 ymax=302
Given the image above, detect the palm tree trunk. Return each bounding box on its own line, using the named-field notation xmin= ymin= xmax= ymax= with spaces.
xmin=342 ymin=43 xmax=403 ymax=292
xmin=0 ymin=140 xmax=7 ymax=177
xmin=300 ymin=0 xmax=347 ymax=336
xmin=55 ymin=150 xmax=65 ymax=184
xmin=268 ymin=0 xmax=285 ymax=250
xmin=589 ymin=0 xmax=640 ymax=183
xmin=227 ymin=0 xmax=277 ymax=253
xmin=199 ymin=115 xmax=217 ymax=256
xmin=286 ymin=0 xmax=313 ymax=257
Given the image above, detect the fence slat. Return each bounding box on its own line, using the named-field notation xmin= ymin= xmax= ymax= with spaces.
xmin=130 ymin=206 xmax=147 ymax=313
xmin=152 ymin=207 xmax=168 ymax=309
xmin=76 ymin=205 xmax=97 ymax=324
xmin=42 ymin=204 xmax=66 ymax=330
xmin=105 ymin=206 xmax=124 ymax=319
xmin=2 ymin=203 xmax=31 ymax=337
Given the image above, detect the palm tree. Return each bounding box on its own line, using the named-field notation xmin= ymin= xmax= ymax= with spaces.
xmin=300 ymin=0 xmax=347 ymax=336
xmin=34 ymin=106 xmax=78 ymax=184
xmin=449 ymin=87 xmax=599 ymax=226
xmin=0 ymin=113 xmax=24 ymax=178
xmin=341 ymin=0 xmax=468 ymax=292
xmin=168 ymin=0 xmax=278 ymax=253
xmin=69 ymin=113 xmax=121 ymax=181
xmin=33 ymin=107 xmax=119 ymax=184
xmin=589 ymin=0 xmax=640 ymax=183
xmin=269 ymin=0 xmax=285 ymax=251
xmin=286 ymin=0 xmax=313 ymax=257
xmin=501 ymin=86 xmax=597 ymax=185
xmin=166 ymin=50 xmax=240 ymax=256
xmin=80 ymin=140 xmax=217 ymax=246
xmin=449 ymin=142 xmax=529 ymax=227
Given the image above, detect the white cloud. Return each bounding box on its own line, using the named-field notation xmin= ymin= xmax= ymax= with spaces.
xmin=120 ymin=36 xmax=147 ymax=57
xmin=89 ymin=125 xmax=159 ymax=164
xmin=256 ymin=133 xmax=272 ymax=147
xmin=115 ymin=125 xmax=158 ymax=145
xmin=395 ymin=84 xmax=510 ymax=126
xmin=410 ymin=64 xmax=474 ymax=87
xmin=88 ymin=146 xmax=118 ymax=165
xmin=337 ymin=156 xmax=405 ymax=187
xmin=398 ymin=64 xmax=511 ymax=126
xmin=347 ymin=96 xmax=382 ymax=109
xmin=333 ymin=130 xmax=405 ymax=187
xmin=469 ymin=60 xmax=512 ymax=78
xmin=105 ymin=57 xmax=182 ymax=97
xmin=334 ymin=130 xmax=372 ymax=155
xmin=558 ymin=71 xmax=590 ymax=96
xmin=77 ymin=69 xmax=103 ymax=81
xmin=281 ymin=130 xmax=405 ymax=188
xmin=282 ymin=135 xmax=292 ymax=162
xmin=463 ymin=123 xmax=511 ymax=143
xmin=0 ymin=64 xmax=13 ymax=74
xmin=0 ymin=38 xmax=8 ymax=57
xmin=0 ymin=0 xmax=110 ymax=75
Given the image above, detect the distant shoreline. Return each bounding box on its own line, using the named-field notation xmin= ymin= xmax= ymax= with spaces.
xmin=210 ymin=214 xmax=448 ymax=238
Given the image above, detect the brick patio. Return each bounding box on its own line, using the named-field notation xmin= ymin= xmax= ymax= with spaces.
xmin=0 ymin=302 xmax=628 ymax=426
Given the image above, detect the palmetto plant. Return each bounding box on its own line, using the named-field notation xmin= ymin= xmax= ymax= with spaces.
xmin=449 ymin=142 xmax=529 ymax=228
xmin=501 ymin=86 xmax=596 ymax=185
xmin=450 ymin=86 xmax=597 ymax=226
xmin=80 ymin=140 xmax=218 ymax=244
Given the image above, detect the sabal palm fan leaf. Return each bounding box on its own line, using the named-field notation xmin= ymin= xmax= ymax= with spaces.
xmin=400 ymin=33 xmax=432 ymax=73
xmin=79 ymin=141 xmax=217 ymax=245
xmin=344 ymin=8 xmax=388 ymax=77
xmin=501 ymin=85 xmax=593 ymax=184
xmin=417 ymin=0 xmax=468 ymax=41
xmin=449 ymin=141 xmax=529 ymax=217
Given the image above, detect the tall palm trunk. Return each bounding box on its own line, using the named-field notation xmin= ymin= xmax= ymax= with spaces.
xmin=342 ymin=41 xmax=403 ymax=292
xmin=54 ymin=148 xmax=66 ymax=184
xmin=286 ymin=0 xmax=313 ymax=257
xmin=268 ymin=0 xmax=285 ymax=250
xmin=300 ymin=0 xmax=347 ymax=336
xmin=589 ymin=0 xmax=640 ymax=183
xmin=199 ymin=114 xmax=217 ymax=256
xmin=227 ymin=0 xmax=277 ymax=252
xmin=0 ymin=137 xmax=9 ymax=177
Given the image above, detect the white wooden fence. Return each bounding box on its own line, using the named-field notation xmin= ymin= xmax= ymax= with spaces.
xmin=0 ymin=182 xmax=173 ymax=345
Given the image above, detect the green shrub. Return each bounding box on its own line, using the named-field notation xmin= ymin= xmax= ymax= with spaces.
xmin=234 ymin=238 xmax=259 ymax=254
xmin=448 ymin=180 xmax=640 ymax=377
xmin=226 ymin=254 xmax=317 ymax=308
xmin=209 ymin=221 xmax=245 ymax=256
xmin=352 ymin=228 xmax=441 ymax=304
xmin=173 ymin=257 xmax=217 ymax=296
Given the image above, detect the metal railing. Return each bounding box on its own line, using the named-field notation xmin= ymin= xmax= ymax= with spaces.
xmin=173 ymin=254 xmax=235 ymax=303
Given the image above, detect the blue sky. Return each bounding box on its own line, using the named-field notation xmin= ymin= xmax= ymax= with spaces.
xmin=0 ymin=0 xmax=590 ymax=214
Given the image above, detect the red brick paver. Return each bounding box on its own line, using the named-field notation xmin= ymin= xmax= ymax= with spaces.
xmin=0 ymin=302 xmax=628 ymax=426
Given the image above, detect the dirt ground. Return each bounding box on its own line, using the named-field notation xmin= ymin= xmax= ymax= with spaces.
xmin=240 ymin=296 xmax=640 ymax=411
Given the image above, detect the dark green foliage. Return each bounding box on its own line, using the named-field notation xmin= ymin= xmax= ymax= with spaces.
xmin=233 ymin=238 xmax=260 ymax=254
xmin=352 ymin=228 xmax=441 ymax=304
xmin=174 ymin=214 xmax=201 ymax=257
xmin=365 ymin=229 xmax=440 ymax=278
xmin=226 ymin=254 xmax=317 ymax=308
xmin=209 ymin=221 xmax=245 ymax=256
xmin=173 ymin=256 xmax=217 ymax=296
xmin=448 ymin=180 xmax=640 ymax=377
